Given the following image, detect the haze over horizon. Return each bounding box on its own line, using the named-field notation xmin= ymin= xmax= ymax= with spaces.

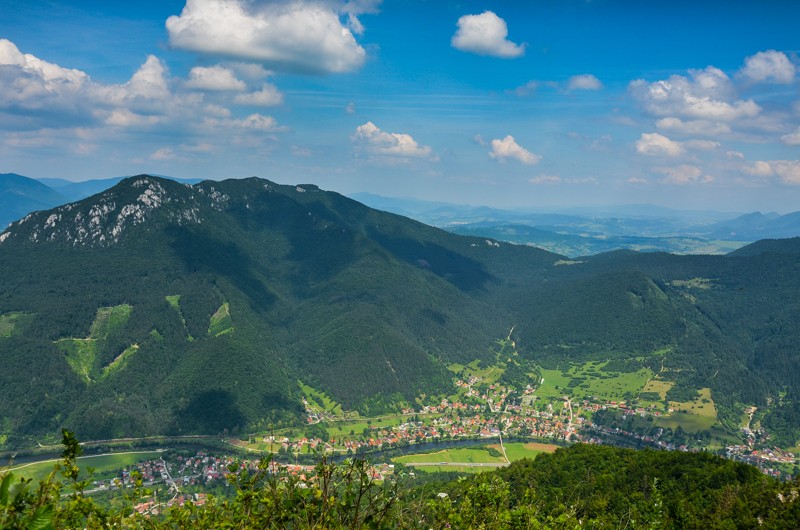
xmin=1 ymin=0 xmax=799 ymax=213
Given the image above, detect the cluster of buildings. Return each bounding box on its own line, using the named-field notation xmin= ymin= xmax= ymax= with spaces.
xmin=725 ymin=445 xmax=796 ymax=480
xmin=126 ymin=449 xmax=394 ymax=516
xmin=133 ymin=493 xmax=208 ymax=516
xmin=296 ymin=371 xmax=799 ymax=482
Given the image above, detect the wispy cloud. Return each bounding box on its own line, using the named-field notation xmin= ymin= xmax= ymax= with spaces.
xmin=654 ymin=165 xmax=713 ymax=184
xmin=566 ymin=74 xmax=602 ymax=91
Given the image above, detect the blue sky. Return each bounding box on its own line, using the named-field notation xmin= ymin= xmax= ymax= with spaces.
xmin=1 ymin=0 xmax=799 ymax=212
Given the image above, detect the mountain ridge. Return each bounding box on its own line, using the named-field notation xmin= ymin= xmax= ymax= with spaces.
xmin=1 ymin=176 xmax=800 ymax=448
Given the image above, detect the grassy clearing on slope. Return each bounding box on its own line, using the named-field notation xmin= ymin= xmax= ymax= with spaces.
xmin=299 ymin=381 xmax=343 ymax=416
xmin=90 ymin=304 xmax=132 ymax=339
xmin=165 ymin=294 xmax=181 ymax=310
xmin=56 ymin=338 xmax=97 ymax=383
xmin=101 ymin=344 xmax=139 ymax=379
xmin=208 ymin=302 xmax=233 ymax=337
xmin=670 ymin=278 xmax=715 ymax=290
xmin=166 ymin=294 xmax=193 ymax=340
xmin=3 ymin=451 xmax=163 ymax=483
xmin=0 ymin=312 xmax=33 ymax=337
xmin=457 ymin=360 xmax=505 ymax=385
xmin=55 ymin=304 xmax=138 ymax=382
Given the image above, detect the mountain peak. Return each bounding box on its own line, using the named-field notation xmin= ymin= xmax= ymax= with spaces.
xmin=0 ymin=174 xmax=205 ymax=247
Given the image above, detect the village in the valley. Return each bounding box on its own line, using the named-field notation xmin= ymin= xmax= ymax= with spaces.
xmin=69 ymin=352 xmax=797 ymax=514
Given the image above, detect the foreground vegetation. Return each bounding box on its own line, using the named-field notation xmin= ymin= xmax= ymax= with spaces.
xmin=3 ymin=431 xmax=800 ymax=529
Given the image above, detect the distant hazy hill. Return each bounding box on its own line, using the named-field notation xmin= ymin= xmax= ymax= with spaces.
xmin=351 ymin=192 xmax=746 ymax=256
xmin=353 ymin=192 xmax=800 ymax=256
xmin=0 ymin=173 xmax=65 ymax=228
xmin=706 ymin=211 xmax=800 ymax=240
xmin=1 ymin=176 xmax=799 ymax=447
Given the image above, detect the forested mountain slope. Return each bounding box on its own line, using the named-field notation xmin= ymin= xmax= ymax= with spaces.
xmin=0 ymin=176 xmax=798 ymax=446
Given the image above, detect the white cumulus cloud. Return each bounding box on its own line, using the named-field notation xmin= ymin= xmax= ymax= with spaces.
xmin=746 ymin=160 xmax=800 ymax=185
xmin=121 ymin=56 xmax=171 ymax=100
xmin=489 ymin=135 xmax=541 ymax=165
xmin=234 ymin=83 xmax=284 ymax=106
xmin=635 ymin=133 xmax=684 ymax=157
xmin=773 ymin=161 xmax=800 ymax=185
xmin=780 ymin=127 xmax=800 ymax=146
xmin=630 ymin=66 xmax=761 ymax=121
xmin=566 ymin=74 xmax=602 ymax=91
xmin=352 ymin=121 xmax=433 ymax=158
xmin=0 ymin=39 xmax=179 ymax=130
xmin=451 ymin=11 xmax=525 ymax=58
xmin=185 ymin=65 xmax=246 ymax=91
xmin=0 ymin=38 xmax=90 ymax=112
xmin=166 ymin=0 xmax=369 ymax=74
xmin=744 ymin=161 xmax=775 ymax=177
xmin=739 ymin=50 xmax=796 ymax=84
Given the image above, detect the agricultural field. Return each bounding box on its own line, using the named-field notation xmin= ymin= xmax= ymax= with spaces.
xmin=3 ymin=451 xmax=163 ymax=483
xmin=394 ymin=446 xmax=505 ymax=466
xmin=393 ymin=442 xmax=559 ymax=473
xmin=536 ymin=361 xmax=653 ymax=402
xmin=497 ymin=442 xmax=559 ymax=462
xmin=656 ymin=388 xmax=719 ymax=433
xmin=641 ymin=379 xmax=674 ymax=400
xmin=327 ymin=415 xmax=411 ymax=439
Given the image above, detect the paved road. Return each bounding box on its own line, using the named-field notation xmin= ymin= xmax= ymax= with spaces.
xmin=404 ymin=462 xmax=509 ymax=468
